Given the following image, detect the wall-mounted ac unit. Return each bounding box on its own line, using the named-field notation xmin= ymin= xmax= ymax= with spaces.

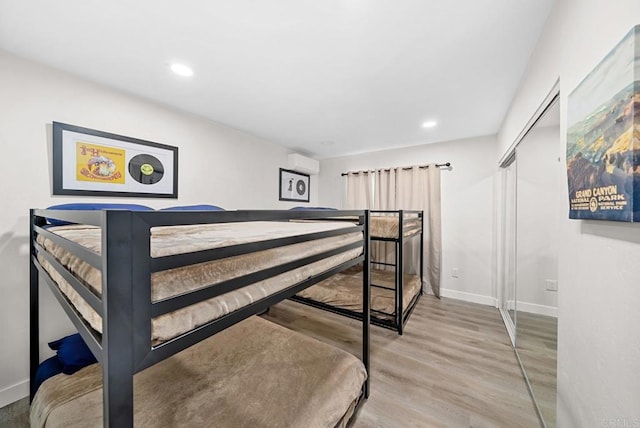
xmin=287 ymin=153 xmax=320 ymax=175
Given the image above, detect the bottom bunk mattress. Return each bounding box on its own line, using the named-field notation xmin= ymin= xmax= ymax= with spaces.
xmin=31 ymin=316 xmax=366 ymax=428
xmin=296 ymin=266 xmax=421 ymax=320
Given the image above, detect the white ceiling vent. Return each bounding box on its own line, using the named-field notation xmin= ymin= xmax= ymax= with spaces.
xmin=287 ymin=153 xmax=319 ymax=175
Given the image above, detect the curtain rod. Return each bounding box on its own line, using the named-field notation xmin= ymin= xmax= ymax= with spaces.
xmin=340 ymin=162 xmax=451 ymax=176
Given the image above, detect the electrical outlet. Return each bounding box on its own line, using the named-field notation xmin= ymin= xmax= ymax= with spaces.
xmin=451 ymin=268 xmax=460 ymax=278
xmin=545 ymin=279 xmax=558 ymax=291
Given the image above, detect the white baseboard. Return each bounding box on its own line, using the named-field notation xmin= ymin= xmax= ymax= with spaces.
xmin=439 ymin=288 xmax=497 ymax=307
xmin=436 ymin=289 xmax=556 ymax=317
xmin=514 ymin=301 xmax=558 ymax=318
xmin=0 ymin=379 xmax=29 ymax=409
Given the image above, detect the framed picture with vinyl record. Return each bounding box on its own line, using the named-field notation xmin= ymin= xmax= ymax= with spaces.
xmin=279 ymin=168 xmax=310 ymax=202
xmin=52 ymin=122 xmax=178 ymax=198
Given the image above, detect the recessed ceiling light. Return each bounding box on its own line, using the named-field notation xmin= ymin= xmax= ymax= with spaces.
xmin=422 ymin=120 xmax=437 ymax=128
xmin=170 ymin=63 xmax=193 ymax=77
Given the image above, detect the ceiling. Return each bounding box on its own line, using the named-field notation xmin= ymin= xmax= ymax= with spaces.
xmin=0 ymin=0 xmax=556 ymax=159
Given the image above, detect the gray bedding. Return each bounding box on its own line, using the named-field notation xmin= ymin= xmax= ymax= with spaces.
xmin=370 ymin=215 xmax=421 ymax=239
xmin=37 ymin=221 xmax=362 ymax=345
xmin=31 ymin=316 xmax=367 ymax=428
xmin=297 ymin=265 xmax=421 ymax=319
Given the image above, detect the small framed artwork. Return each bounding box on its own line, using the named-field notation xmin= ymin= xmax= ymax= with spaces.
xmin=52 ymin=122 xmax=178 ymax=198
xmin=279 ymin=168 xmax=310 ymax=202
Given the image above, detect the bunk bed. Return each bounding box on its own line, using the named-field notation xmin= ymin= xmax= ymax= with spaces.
xmin=29 ymin=208 xmax=371 ymax=427
xmin=292 ymin=210 xmax=423 ymax=334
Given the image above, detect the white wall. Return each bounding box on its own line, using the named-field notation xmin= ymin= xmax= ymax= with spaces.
xmin=0 ymin=50 xmax=317 ymax=407
xmin=498 ymin=0 xmax=640 ymax=425
xmin=516 ymin=125 xmax=560 ymax=315
xmin=319 ymin=135 xmax=499 ymax=306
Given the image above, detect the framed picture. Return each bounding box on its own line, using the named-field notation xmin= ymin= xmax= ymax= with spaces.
xmin=52 ymin=122 xmax=178 ymax=198
xmin=279 ymin=168 xmax=310 ymax=202
xmin=567 ymin=25 xmax=639 ymax=222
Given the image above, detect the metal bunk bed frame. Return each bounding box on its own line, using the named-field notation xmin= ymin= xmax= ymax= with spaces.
xmin=368 ymin=210 xmax=424 ymax=334
xmin=291 ymin=209 xmax=423 ymax=335
xmin=30 ymin=209 xmax=371 ymax=427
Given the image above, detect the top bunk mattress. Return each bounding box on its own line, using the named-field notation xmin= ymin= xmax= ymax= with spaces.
xmin=36 ymin=221 xmax=362 ymax=345
xmin=31 ymin=316 xmax=367 ymax=428
xmin=370 ymin=215 xmax=421 ymax=239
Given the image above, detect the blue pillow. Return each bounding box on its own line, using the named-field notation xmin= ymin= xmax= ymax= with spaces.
xmin=48 ymin=333 xmax=97 ymax=375
xmin=160 ymin=204 xmax=225 ymax=211
xmin=46 ymin=203 xmax=154 ymax=226
xmin=32 ymin=356 xmax=63 ymax=395
xmin=290 ymin=206 xmax=337 ymax=210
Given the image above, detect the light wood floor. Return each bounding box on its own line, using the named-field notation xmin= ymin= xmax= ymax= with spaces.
xmin=263 ymin=296 xmax=541 ymax=428
xmin=0 ymin=396 xmax=28 ymax=428
xmin=0 ymin=296 xmax=541 ymax=428
xmin=516 ymin=312 xmax=558 ymax=428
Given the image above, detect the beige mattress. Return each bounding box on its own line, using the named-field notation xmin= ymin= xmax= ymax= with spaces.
xmin=370 ymin=216 xmax=421 ymax=239
xmin=31 ymin=316 xmax=366 ymax=428
xmin=37 ymin=221 xmax=362 ymax=345
xmin=296 ymin=266 xmax=421 ymax=320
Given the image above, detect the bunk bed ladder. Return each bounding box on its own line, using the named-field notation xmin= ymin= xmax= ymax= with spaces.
xmin=395 ymin=211 xmax=404 ymax=335
xmin=362 ymin=211 xmax=371 ymax=397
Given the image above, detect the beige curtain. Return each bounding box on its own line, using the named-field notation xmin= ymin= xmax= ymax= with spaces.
xmin=344 ymin=165 xmax=442 ymax=296
xmin=372 ymin=169 xmax=397 ymax=270
xmin=345 ymin=172 xmax=373 ymax=209
xmin=396 ymin=165 xmax=442 ymax=297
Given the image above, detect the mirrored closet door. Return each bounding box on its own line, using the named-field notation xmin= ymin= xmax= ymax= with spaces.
xmin=499 ymin=95 xmax=560 ymax=428
xmin=500 ymin=157 xmax=517 ymax=336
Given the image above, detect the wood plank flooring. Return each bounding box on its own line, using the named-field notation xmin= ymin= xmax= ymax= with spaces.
xmin=264 ymin=296 xmax=541 ymax=428
xmin=0 ymin=296 xmax=541 ymax=428
xmin=0 ymin=396 xmax=28 ymax=428
xmin=516 ymin=311 xmax=558 ymax=428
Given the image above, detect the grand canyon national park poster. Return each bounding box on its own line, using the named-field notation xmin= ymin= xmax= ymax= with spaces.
xmin=567 ymin=25 xmax=640 ymax=222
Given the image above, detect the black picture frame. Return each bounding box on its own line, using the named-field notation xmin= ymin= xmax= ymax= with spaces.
xmin=279 ymin=168 xmax=310 ymax=202
xmin=52 ymin=122 xmax=178 ymax=198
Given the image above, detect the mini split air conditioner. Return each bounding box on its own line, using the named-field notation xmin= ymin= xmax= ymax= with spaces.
xmin=287 ymin=153 xmax=320 ymax=175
